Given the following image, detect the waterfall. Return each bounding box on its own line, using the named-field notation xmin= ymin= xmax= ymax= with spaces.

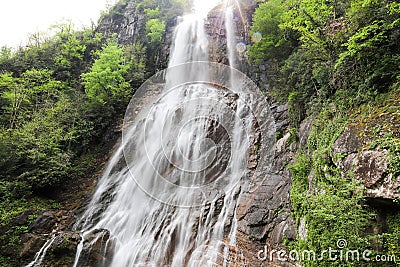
xmin=49 ymin=0 xmax=274 ymax=266
xmin=225 ymin=5 xmax=236 ymax=69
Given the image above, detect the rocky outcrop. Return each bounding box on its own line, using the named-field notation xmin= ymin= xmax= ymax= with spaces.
xmin=97 ymin=0 xmax=146 ymax=45
xmin=29 ymin=211 xmax=57 ymax=234
xmin=21 ymin=231 xmax=83 ymax=266
xmin=19 ymin=211 xmax=80 ymax=265
xmin=19 ymin=234 xmax=47 ymax=259
xmin=355 ymin=150 xmax=390 ymax=188
xmin=46 ymin=232 xmax=82 ymax=265
xmin=206 ymin=0 xmax=256 ymax=68
xmin=331 ymin=125 xmax=400 ymax=201
xmin=19 ymin=209 xmax=114 ymax=266
xmin=97 ymin=0 xmax=181 ymax=71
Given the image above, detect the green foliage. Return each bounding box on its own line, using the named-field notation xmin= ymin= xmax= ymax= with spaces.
xmin=0 ymin=22 xmax=138 ymax=196
xmin=335 ymin=1 xmax=400 ymax=92
xmin=288 ymin=154 xmax=311 ymax=210
xmin=248 ymin=0 xmax=295 ymax=62
xmin=53 ymin=23 xmax=87 ymax=82
xmin=288 ymin=110 xmax=373 ymax=266
xmin=249 ymin=0 xmax=400 ymax=126
xmin=145 ymin=7 xmax=161 ymax=18
xmin=282 ymin=49 xmax=333 ymax=125
xmin=82 ymin=39 xmax=131 ymax=106
xmin=0 ymin=46 xmax=13 ymax=63
xmin=0 ymin=90 xmax=103 ymax=192
xmin=287 ymin=127 xmax=299 ymax=145
xmin=0 ymin=180 xmax=31 ymax=202
xmin=386 ymin=212 xmax=400 ymax=266
xmin=9 ymin=107 xmax=73 ymax=189
xmin=146 ymin=19 xmax=166 ymax=44
xmin=3 ymin=35 xmax=58 ymax=75
xmin=100 ymin=0 xmax=187 ymax=73
xmin=144 ymin=7 xmax=166 ymax=45
xmin=0 ymin=69 xmax=61 ymax=129
xmin=136 ymin=0 xmax=189 ymax=48
xmin=124 ymin=42 xmax=147 ymax=87
xmin=281 ymin=0 xmax=338 ymax=51
xmin=137 ymin=0 xmax=189 ymax=19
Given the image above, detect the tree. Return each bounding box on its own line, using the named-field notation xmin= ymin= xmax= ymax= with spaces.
xmin=0 ymin=46 xmax=13 ymax=63
xmin=53 ymin=23 xmax=87 ymax=82
xmin=335 ymin=1 xmax=400 ymax=92
xmin=82 ymin=39 xmax=131 ymax=106
xmin=0 ymin=69 xmax=60 ymax=129
xmin=146 ymin=18 xmax=166 ymax=44
xmin=281 ymin=0 xmax=349 ymax=57
xmin=10 ymin=106 xmax=72 ymax=190
xmin=248 ymin=0 xmax=295 ymax=62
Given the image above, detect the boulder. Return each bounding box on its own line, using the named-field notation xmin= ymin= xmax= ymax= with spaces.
xmin=49 ymin=231 xmax=82 ymax=256
xmin=331 ymin=125 xmax=361 ymax=155
xmin=355 ymin=150 xmax=389 ymax=188
xmin=331 ymin=126 xmax=400 ymax=200
xmin=11 ymin=210 xmax=34 ymax=226
xmin=29 ymin=211 xmax=57 ymax=234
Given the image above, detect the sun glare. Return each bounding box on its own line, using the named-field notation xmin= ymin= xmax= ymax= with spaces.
xmin=193 ymin=0 xmax=223 ymax=17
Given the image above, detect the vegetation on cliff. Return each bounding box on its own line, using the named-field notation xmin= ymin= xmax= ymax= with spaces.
xmin=249 ymin=0 xmax=399 ymax=266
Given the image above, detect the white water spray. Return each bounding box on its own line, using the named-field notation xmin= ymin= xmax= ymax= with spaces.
xmin=28 ymin=1 xmax=276 ymax=266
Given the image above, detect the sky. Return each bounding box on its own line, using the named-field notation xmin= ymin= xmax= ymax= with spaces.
xmin=0 ymin=0 xmax=117 ymax=48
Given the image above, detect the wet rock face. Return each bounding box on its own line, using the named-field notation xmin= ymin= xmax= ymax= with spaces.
xmin=76 ymin=229 xmax=113 ymax=267
xmin=202 ymin=0 xmax=298 ymax=257
xmin=205 ymin=0 xmax=256 ymax=66
xmin=237 ymin=175 xmax=293 ymax=243
xmin=19 ymin=234 xmax=47 ymax=259
xmin=233 ymin=98 xmax=296 ymax=253
xmin=48 ymin=232 xmax=82 ymax=265
xmin=19 ymin=231 xmax=82 ymax=266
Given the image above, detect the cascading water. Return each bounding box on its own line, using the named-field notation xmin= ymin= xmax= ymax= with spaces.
xmin=26 ymin=235 xmax=57 ymax=267
xmin=27 ymin=0 xmax=275 ymax=266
